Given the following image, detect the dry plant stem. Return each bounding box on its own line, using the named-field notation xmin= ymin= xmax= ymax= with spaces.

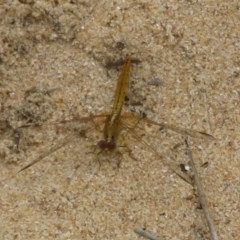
xmin=185 ymin=139 xmax=220 ymax=240
xmin=134 ymin=228 xmax=163 ymax=240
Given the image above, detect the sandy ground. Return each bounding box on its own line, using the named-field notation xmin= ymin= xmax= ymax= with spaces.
xmin=0 ymin=1 xmax=239 ymax=240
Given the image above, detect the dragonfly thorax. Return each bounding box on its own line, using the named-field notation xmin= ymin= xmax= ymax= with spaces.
xmin=99 ymin=113 xmax=120 ymax=151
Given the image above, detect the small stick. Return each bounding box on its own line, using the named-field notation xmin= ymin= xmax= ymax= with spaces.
xmin=134 ymin=228 xmax=163 ymax=240
xmin=185 ymin=139 xmax=220 ymax=240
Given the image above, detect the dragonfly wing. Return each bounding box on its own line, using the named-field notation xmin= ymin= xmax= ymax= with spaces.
xmin=18 ymin=136 xmax=73 ymax=172
xmin=122 ymin=122 xmax=193 ymax=184
xmin=18 ymin=114 xmax=109 ymax=172
xmin=140 ymin=117 xmax=215 ymax=141
xmin=119 ymin=112 xmax=214 ymax=184
xmin=58 ymin=113 xmax=109 ymax=124
xmin=17 ymin=114 xmax=109 ymax=129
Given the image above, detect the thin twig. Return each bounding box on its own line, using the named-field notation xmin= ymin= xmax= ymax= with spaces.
xmin=134 ymin=228 xmax=163 ymax=240
xmin=185 ymin=139 xmax=220 ymax=240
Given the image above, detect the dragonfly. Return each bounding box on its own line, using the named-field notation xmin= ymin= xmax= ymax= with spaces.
xmin=18 ymin=54 xmax=214 ymax=183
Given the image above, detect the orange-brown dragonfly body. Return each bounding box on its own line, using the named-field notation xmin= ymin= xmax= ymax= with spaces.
xmin=98 ymin=55 xmax=131 ymax=150
xmin=18 ymin=54 xmax=214 ymax=182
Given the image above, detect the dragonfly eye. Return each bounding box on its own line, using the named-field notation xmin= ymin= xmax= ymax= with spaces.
xmin=98 ymin=140 xmax=106 ymax=149
xmin=107 ymin=141 xmax=116 ymax=150
xmin=98 ymin=140 xmax=116 ymax=150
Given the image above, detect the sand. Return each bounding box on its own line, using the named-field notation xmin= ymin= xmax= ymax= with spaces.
xmin=0 ymin=1 xmax=239 ymax=239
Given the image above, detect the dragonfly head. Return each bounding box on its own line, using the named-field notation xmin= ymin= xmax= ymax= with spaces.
xmin=98 ymin=140 xmax=116 ymax=150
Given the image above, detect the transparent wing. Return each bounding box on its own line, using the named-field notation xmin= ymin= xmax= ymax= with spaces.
xmin=18 ymin=135 xmax=73 ymax=172
xmin=119 ymin=112 xmax=214 ymax=184
xmin=17 ymin=114 xmax=109 ymax=172
xmin=120 ymin=112 xmax=214 ymax=141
